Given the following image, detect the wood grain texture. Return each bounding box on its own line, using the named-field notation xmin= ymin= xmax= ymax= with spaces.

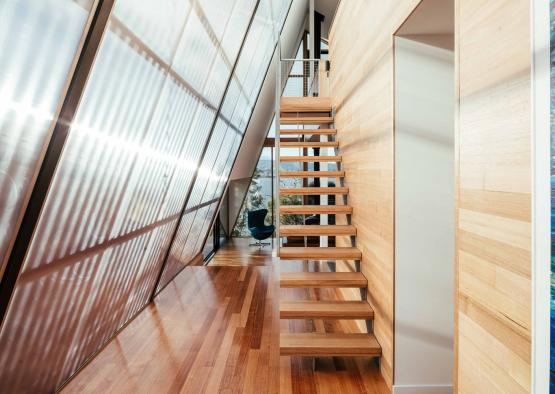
xmin=280 ymin=141 xmax=339 ymax=148
xmin=280 ymin=205 xmax=352 ymax=214
xmin=331 ymin=0 xmax=532 ymax=390
xmin=280 ymin=97 xmax=332 ymax=112
xmin=280 ymin=155 xmax=341 ymax=162
xmin=279 ymin=187 xmax=348 ymax=195
xmin=280 ymin=129 xmax=337 ymax=135
xmin=280 ymin=272 xmax=367 ymax=288
xmin=62 ymin=238 xmax=389 ymax=393
xmin=280 ymin=116 xmax=334 ymax=125
xmin=279 ymin=247 xmax=361 ymax=260
xmin=280 ymin=170 xmax=345 ymax=178
xmin=329 ymin=0 xmax=422 ymax=385
xmin=280 ymin=300 xmax=374 ymax=320
xmin=456 ymin=0 xmax=531 ymax=392
xmin=280 ymin=224 xmax=356 ymax=236
xmin=280 ymin=333 xmax=381 ymax=356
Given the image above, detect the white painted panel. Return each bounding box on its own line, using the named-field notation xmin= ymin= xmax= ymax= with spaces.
xmin=394 ymin=35 xmax=454 ymax=391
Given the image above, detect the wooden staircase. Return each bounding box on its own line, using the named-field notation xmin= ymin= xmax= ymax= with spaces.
xmin=277 ymin=96 xmax=381 ymax=359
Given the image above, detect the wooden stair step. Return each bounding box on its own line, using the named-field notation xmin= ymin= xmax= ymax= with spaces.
xmin=280 ymin=205 xmax=352 ymax=215
xmin=280 ymin=272 xmax=367 ymax=288
xmin=280 ymin=170 xmax=345 ymax=178
xmin=280 ymin=333 xmax=381 ymax=356
xmin=280 ymin=156 xmax=341 ymax=162
xmin=280 ymin=141 xmax=339 ymax=148
xmin=280 ymin=116 xmax=334 ymax=125
xmin=279 ymin=247 xmax=361 ymax=260
xmin=280 ymin=224 xmax=356 ymax=236
xmin=280 ymin=187 xmax=348 ymax=196
xmin=280 ymin=97 xmax=332 ymax=112
xmin=280 ymin=300 xmax=374 ymax=320
xmin=280 ymin=129 xmax=337 ymax=135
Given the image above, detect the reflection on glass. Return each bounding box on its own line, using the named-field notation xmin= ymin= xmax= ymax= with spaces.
xmin=234 ymin=147 xmax=275 ymax=237
xmin=0 ymin=0 xmax=263 ymax=391
xmin=158 ymin=0 xmax=292 ymax=288
xmin=0 ymin=0 xmax=94 ymax=277
xmin=113 ymin=0 xmax=190 ymax=62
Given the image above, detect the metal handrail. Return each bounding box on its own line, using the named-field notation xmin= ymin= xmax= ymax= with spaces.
xmin=280 ymin=58 xmax=321 ymax=97
xmin=274 ymin=42 xmax=282 ymax=257
xmin=280 ymin=58 xmax=321 ymax=61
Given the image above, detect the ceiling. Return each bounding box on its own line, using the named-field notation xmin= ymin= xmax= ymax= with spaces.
xmin=396 ymin=0 xmax=454 ymax=36
xmin=315 ymin=0 xmax=340 ymax=39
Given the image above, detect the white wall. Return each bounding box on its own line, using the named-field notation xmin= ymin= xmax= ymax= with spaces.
xmin=394 ymin=36 xmax=454 ymax=394
xmin=531 ymin=0 xmax=551 ymax=392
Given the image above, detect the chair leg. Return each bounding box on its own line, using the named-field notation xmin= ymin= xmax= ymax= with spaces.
xmin=249 ymin=240 xmax=271 ymax=248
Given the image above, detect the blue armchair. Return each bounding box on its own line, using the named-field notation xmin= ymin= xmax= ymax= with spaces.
xmin=247 ymin=209 xmax=275 ymax=248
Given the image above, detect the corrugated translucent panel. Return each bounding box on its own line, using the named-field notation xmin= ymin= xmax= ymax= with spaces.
xmin=156 ymin=121 xmax=231 ymax=290
xmin=0 ymin=0 xmax=257 ymax=389
xmin=189 ymin=135 xmax=242 ymax=254
xmin=190 ymin=201 xmax=220 ymax=256
xmin=0 ymin=26 xmax=168 ymax=391
xmin=220 ymin=79 xmax=242 ymax=121
xmin=186 ymin=119 xmax=227 ymax=207
xmin=179 ymin=205 xmax=210 ymax=262
xmin=113 ymin=0 xmax=190 ymax=62
xmin=156 ymin=104 xmax=216 ymax=219
xmin=219 ymin=0 xmax=257 ymax=59
xmin=172 ymin=11 xmax=218 ymax=100
xmin=176 ymin=0 xmax=291 ymax=262
xmin=0 ymin=0 xmax=93 ymax=277
xmin=159 ymin=210 xmax=195 ymax=286
xmin=157 ymin=0 xmax=291 ymax=286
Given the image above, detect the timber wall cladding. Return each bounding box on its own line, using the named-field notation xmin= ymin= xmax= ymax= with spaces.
xmin=330 ymin=0 xmax=532 ymax=391
xmin=457 ymin=0 xmax=531 ymax=393
xmin=329 ymin=0 xmax=420 ymax=386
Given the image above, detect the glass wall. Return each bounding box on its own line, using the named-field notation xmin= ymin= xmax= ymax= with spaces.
xmin=233 ymin=146 xmax=275 ymax=237
xmin=0 ymin=0 xmax=95 ymax=278
xmin=0 ymin=0 xmax=290 ymax=391
xmin=158 ymin=0 xmax=291 ymax=290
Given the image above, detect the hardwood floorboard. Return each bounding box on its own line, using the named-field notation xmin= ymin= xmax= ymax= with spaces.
xmin=62 ymin=238 xmax=388 ymax=394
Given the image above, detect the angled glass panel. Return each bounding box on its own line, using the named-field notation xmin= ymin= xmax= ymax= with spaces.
xmin=159 ymin=209 xmax=195 ymax=286
xmin=172 ymin=11 xmax=218 ymax=97
xmin=166 ymin=0 xmax=291 ymax=271
xmin=0 ymin=0 xmax=257 ymax=390
xmin=0 ymin=0 xmax=94 ymax=277
xmin=113 ymin=0 xmax=191 ymax=62
xmin=233 ymin=146 xmax=274 ymax=237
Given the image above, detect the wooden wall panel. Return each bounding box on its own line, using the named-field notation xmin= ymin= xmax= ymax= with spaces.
xmin=329 ymin=1 xmax=421 ymax=386
xmin=456 ymin=0 xmax=531 ymax=392
xmin=330 ymin=0 xmax=532 ymax=391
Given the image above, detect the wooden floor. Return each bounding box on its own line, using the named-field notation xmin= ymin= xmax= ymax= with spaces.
xmin=63 ymin=238 xmax=389 ymax=394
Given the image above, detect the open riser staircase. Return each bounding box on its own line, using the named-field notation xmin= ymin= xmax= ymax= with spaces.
xmin=277 ymin=95 xmax=382 ymax=359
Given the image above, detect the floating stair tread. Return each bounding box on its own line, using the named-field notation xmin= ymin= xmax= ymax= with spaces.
xmin=280 ymin=300 xmax=374 ymax=320
xmin=280 ymin=224 xmax=356 ymax=236
xmin=280 ymin=205 xmax=352 ymax=214
xmin=280 ymin=272 xmax=367 ymax=288
xmin=280 ymin=170 xmax=345 ymax=178
xmin=280 ymin=97 xmax=332 ymax=112
xmin=280 ymin=116 xmax=334 ymax=125
xmin=280 ymin=141 xmax=339 ymax=148
xmin=280 ymin=156 xmax=341 ymax=162
xmin=280 ymin=187 xmax=348 ymax=195
xmin=279 ymin=247 xmax=361 ymax=260
xmin=280 ymin=333 xmax=381 ymax=356
xmin=280 ymin=129 xmax=337 ymax=135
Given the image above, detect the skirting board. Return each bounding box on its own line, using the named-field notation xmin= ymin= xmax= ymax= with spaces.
xmin=393 ymin=385 xmax=453 ymax=394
